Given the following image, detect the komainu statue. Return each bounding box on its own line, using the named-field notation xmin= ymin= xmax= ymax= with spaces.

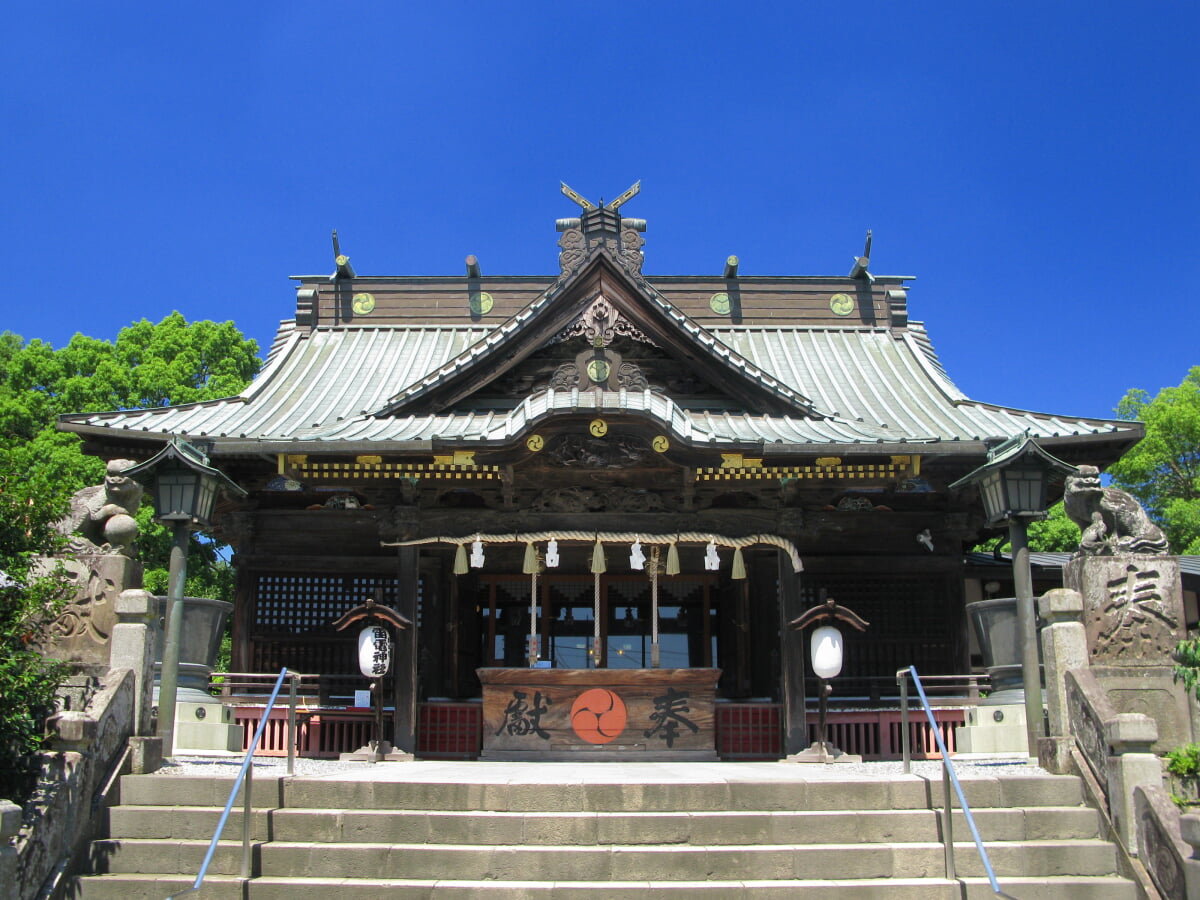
xmin=1063 ymin=465 xmax=1169 ymax=556
xmin=58 ymin=459 xmax=144 ymax=556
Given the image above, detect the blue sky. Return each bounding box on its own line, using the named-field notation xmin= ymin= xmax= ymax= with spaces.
xmin=2 ymin=4 xmax=1196 ymax=421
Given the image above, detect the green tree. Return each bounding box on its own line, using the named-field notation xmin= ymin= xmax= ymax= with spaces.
xmin=973 ymin=501 xmax=1082 ymax=554
xmin=0 ymin=467 xmax=71 ymax=803
xmin=0 ymin=315 xmax=259 ymax=791
xmin=0 ymin=312 xmax=261 ymax=583
xmin=1108 ymin=366 xmax=1200 ymax=555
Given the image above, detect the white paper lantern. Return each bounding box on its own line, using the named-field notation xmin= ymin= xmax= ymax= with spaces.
xmin=358 ymin=625 xmax=392 ymax=678
xmin=810 ymin=625 xmax=844 ymax=679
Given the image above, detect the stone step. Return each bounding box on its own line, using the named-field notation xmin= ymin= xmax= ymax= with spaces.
xmin=107 ymin=804 xmax=1104 ymax=845
xmin=89 ymin=837 xmax=1121 ymax=881
xmin=117 ymin=772 xmax=1085 ymax=813
xmin=76 ymin=873 xmax=1141 ymax=900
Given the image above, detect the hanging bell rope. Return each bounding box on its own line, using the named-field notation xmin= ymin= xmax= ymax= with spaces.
xmin=386 ymin=531 xmax=803 ymax=573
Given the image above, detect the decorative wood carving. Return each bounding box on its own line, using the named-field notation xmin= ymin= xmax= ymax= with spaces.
xmin=549 ymin=363 xmax=581 ymax=390
xmin=558 ymin=226 xmax=585 ymax=275
xmin=617 ymin=362 xmax=648 ymax=390
xmin=531 ymin=486 xmax=669 ymax=514
xmin=620 ymin=227 xmax=645 ymax=273
xmin=547 ymin=434 xmax=649 ymax=468
xmin=554 ymin=297 xmax=655 ymax=348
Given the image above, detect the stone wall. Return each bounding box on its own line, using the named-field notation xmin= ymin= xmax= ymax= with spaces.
xmin=0 ymin=669 xmax=136 ymax=900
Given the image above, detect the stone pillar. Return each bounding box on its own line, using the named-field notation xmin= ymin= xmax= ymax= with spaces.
xmin=1179 ymin=813 xmax=1200 ymax=899
xmin=1106 ymin=712 xmax=1162 ymax=853
xmin=0 ymin=800 xmax=20 ymax=891
xmin=109 ymin=589 xmax=159 ymax=736
xmin=1038 ymin=588 xmax=1088 ymax=773
xmin=1066 ymin=554 xmax=1191 ymax=753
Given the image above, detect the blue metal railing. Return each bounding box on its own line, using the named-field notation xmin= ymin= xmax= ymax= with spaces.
xmin=166 ymin=667 xmax=298 ymax=899
xmin=898 ymin=665 xmax=1009 ymax=897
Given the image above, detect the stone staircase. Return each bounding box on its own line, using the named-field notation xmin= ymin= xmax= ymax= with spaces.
xmin=76 ymin=763 xmax=1140 ymax=899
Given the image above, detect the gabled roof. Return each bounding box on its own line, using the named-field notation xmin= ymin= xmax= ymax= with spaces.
xmin=57 ymin=201 xmax=1144 ymax=461
xmin=59 ymin=315 xmax=1140 ymax=456
xmin=374 ymin=250 xmax=817 ymax=418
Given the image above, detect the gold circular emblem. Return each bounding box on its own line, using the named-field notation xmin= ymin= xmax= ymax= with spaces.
xmin=589 ymin=418 xmax=608 ymax=437
xmin=830 ymin=293 xmax=854 ymax=316
xmin=586 ymin=359 xmax=610 ymax=384
xmin=652 ymin=435 xmax=670 ymax=453
xmin=351 ymin=293 xmax=376 ymax=315
xmin=469 ymin=291 xmax=494 ymax=315
xmin=709 ymin=292 xmax=731 ymax=315
xmin=526 ymin=434 xmax=544 ymax=452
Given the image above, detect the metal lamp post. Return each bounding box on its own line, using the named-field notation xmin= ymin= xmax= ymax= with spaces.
xmin=125 ymin=438 xmax=246 ymax=758
xmin=951 ymin=433 xmax=1076 ymax=758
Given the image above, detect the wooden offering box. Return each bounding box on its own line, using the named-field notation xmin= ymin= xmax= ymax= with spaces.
xmin=478 ymin=667 xmax=721 ymax=760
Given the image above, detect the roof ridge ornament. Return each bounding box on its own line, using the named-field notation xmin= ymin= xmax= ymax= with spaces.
xmin=556 ymin=181 xmax=646 ymax=276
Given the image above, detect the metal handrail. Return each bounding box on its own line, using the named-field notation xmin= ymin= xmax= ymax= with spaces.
xmin=166 ymin=667 xmax=300 ymax=900
xmin=898 ymin=666 xmax=1010 ymax=898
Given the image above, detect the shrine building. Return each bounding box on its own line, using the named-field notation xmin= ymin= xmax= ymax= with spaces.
xmin=59 ymin=184 xmax=1142 ymax=760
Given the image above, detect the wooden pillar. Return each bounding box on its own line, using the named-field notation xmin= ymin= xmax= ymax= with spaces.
xmin=420 ymin=557 xmax=445 ymax=699
xmin=778 ymin=553 xmax=808 ymax=755
xmin=392 ymin=546 xmax=420 ymax=753
xmin=232 ymin=565 xmax=254 ymax=672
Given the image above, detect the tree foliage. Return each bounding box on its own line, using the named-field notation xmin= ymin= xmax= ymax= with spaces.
xmin=1108 ymin=366 xmax=1200 ymax=555
xmin=0 ymin=466 xmax=71 ymax=803
xmin=0 ymin=315 xmax=259 ymax=801
xmin=0 ymin=312 xmax=260 ymax=577
xmin=973 ymin=501 xmax=1082 ymax=554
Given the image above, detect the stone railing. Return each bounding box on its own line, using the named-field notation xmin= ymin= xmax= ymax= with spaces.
xmin=1135 ymin=785 xmax=1200 ymax=899
xmin=2 ymin=668 xmax=134 ymax=900
xmin=0 ymin=588 xmax=162 ymax=900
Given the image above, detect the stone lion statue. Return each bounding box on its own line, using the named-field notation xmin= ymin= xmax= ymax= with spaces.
xmin=58 ymin=459 xmax=144 ymax=556
xmin=1063 ymin=465 xmax=1169 ymax=556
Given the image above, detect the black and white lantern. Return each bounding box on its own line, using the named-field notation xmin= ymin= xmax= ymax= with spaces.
xmin=357 ymin=625 xmax=393 ymax=679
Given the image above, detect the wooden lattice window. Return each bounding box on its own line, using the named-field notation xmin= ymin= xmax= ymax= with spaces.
xmin=253 ymin=574 xmax=402 ymax=634
xmin=799 ymin=574 xmax=960 ymax=691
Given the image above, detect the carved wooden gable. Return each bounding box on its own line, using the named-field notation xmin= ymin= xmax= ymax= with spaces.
xmin=377 ymin=251 xmax=815 ymax=420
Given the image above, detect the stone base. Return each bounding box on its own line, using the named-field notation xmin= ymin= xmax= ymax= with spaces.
xmin=340 ymin=740 xmax=414 ymax=763
xmin=787 ymin=742 xmax=862 ymax=764
xmin=1038 ymin=736 xmax=1075 ymax=774
xmin=1092 ymin=665 xmax=1193 ymax=755
xmin=128 ymin=736 xmax=163 ymax=774
xmin=955 ymin=703 xmax=1029 ymax=754
xmin=173 ymin=702 xmax=243 ymax=753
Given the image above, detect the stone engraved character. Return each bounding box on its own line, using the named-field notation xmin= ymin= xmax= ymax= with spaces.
xmin=496 ymin=690 xmax=551 ymax=740
xmin=643 ymin=687 xmax=699 ymax=748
